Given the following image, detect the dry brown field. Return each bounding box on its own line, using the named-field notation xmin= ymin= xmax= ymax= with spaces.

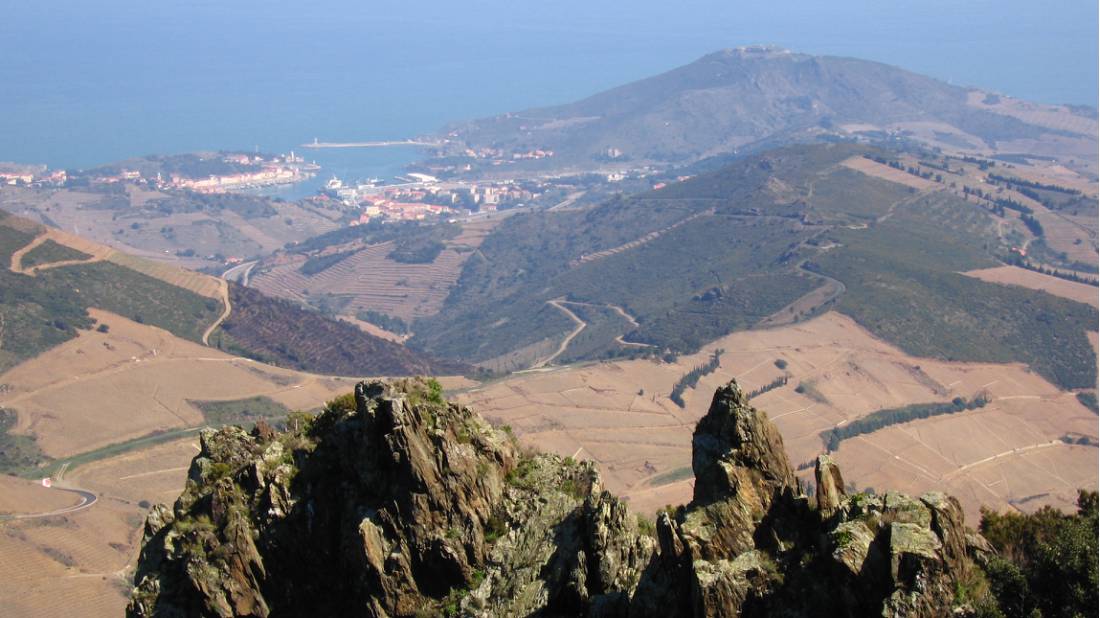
xmin=456 ymin=312 xmax=1098 ymax=521
xmin=0 ymin=481 xmax=143 ymax=617
xmin=0 ymin=317 xmax=476 ymax=618
xmin=840 ymin=155 xmax=939 ymax=191
xmin=964 ymin=266 xmax=1098 ymax=308
xmin=0 ymin=439 xmax=200 ymax=618
xmin=966 ymin=91 xmax=1100 ymax=139
xmin=0 ymin=476 xmax=76 ymax=515
xmin=1026 ymin=204 xmax=1098 ymax=267
xmin=0 ymin=309 xmax=362 ymax=457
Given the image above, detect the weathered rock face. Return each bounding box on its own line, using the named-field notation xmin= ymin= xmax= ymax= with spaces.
xmin=127 ymin=379 xmax=654 ymax=618
xmin=129 ymin=379 xmax=985 ymax=617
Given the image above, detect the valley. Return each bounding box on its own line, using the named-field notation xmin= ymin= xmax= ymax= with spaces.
xmin=0 ymin=41 xmax=1095 ymax=618
xmin=456 ymin=311 xmax=1097 ymax=522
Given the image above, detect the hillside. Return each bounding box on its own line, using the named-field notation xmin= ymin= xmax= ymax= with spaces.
xmin=128 ymin=378 xmax=1000 ymax=617
xmin=0 ymin=210 xmax=223 ymax=373
xmin=0 ymin=179 xmax=344 ymax=272
xmin=0 ymin=209 xmax=463 ymax=380
xmin=411 ymin=144 xmax=1098 ymax=389
xmin=440 ymin=46 xmax=1098 ymax=169
xmin=210 ymin=283 xmax=467 ymax=377
xmin=248 ymin=218 xmax=496 ymax=324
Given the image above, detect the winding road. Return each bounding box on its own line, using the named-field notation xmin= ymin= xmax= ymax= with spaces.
xmin=0 ymin=485 xmax=98 ymax=521
xmin=532 ymin=299 xmax=587 ymax=368
xmin=201 ymin=277 xmax=232 ymax=346
xmin=201 ymin=259 xmax=258 ymax=346
xmin=8 ymin=231 xmax=111 ymax=276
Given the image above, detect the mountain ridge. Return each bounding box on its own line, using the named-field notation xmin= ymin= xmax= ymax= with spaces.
xmin=438 ymin=47 xmax=1098 ymax=169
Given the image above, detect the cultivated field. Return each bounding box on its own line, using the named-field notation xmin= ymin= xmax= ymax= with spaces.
xmin=106 ymin=253 xmax=223 ymax=299
xmin=0 ymin=478 xmax=143 ymax=617
xmin=966 ymin=91 xmax=1100 ymax=140
xmin=9 ymin=227 xmax=115 ymax=275
xmin=0 ymin=439 xmax=199 ymax=618
xmin=964 ymin=266 xmax=1098 ymax=308
xmin=0 ymin=185 xmax=344 ymax=271
xmin=841 ymin=155 xmax=939 ymax=191
xmin=0 ymin=309 xmax=359 ymax=458
xmin=0 ymin=476 xmax=76 ymax=515
xmin=250 ymin=219 xmax=497 ymax=321
xmin=456 ymin=311 xmax=1098 ymax=520
xmin=0 ymin=313 xmax=475 ymax=618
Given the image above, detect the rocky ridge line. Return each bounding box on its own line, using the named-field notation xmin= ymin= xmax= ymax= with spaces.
xmin=128 ymin=378 xmax=991 ymax=617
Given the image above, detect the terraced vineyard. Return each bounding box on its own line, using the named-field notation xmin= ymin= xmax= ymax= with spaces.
xmin=250 ymin=220 xmax=496 ymax=321
xmin=106 ymin=252 xmax=223 ymax=299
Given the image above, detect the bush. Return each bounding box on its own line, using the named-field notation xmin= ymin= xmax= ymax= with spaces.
xmin=979 ymin=490 xmax=1098 ymax=617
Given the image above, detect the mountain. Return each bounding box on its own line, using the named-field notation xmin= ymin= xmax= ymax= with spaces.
xmin=127 ymin=378 xmax=992 ymax=617
xmin=440 ymin=46 xmax=1098 ymax=169
xmin=410 ymin=144 xmax=1097 ymax=388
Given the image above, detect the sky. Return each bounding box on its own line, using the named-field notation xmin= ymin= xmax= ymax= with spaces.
xmin=0 ymin=0 xmax=1096 ymax=168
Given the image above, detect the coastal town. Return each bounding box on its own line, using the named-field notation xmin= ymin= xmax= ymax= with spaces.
xmin=320 ymin=172 xmax=547 ymax=223
xmin=0 ymin=142 xmax=668 ymax=238
xmin=0 ymin=151 xmax=317 ymax=193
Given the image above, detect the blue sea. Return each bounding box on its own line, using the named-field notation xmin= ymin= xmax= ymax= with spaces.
xmin=1 ymin=1 xmax=1096 ymax=181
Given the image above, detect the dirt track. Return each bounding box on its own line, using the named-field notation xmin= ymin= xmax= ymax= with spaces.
xmin=202 ymin=278 xmax=231 ymax=346
xmin=9 ymin=230 xmax=113 ymax=276
xmin=532 ymin=299 xmax=587 ymax=368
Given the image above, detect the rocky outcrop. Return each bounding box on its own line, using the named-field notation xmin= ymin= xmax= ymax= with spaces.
xmin=814 ymin=453 xmax=846 ymax=513
xmin=129 ymin=379 xmax=987 ymax=617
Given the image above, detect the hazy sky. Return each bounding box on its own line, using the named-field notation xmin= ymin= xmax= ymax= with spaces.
xmin=0 ymin=0 xmax=1096 ymax=166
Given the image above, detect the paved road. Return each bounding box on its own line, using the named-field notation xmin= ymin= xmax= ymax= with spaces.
xmin=222 ymin=260 xmax=257 ymax=286
xmin=0 ymin=486 xmax=98 ymax=521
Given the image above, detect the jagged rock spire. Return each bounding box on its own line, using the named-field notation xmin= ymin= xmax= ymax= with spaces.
xmin=129 ymin=378 xmax=988 ymax=618
xmin=815 ymin=453 xmax=846 ymax=513
xmin=692 ymin=379 xmax=796 ymax=507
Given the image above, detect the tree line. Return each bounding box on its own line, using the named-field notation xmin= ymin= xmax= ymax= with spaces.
xmin=820 ymin=394 xmax=990 ymax=452
xmin=669 ymin=348 xmax=724 ymax=408
xmin=1002 ymin=256 xmax=1099 ymax=287
xmin=987 ymin=173 xmax=1083 ymax=196
xmin=746 ymin=374 xmax=789 ymax=400
xmin=1019 ymin=213 xmax=1044 ymax=237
